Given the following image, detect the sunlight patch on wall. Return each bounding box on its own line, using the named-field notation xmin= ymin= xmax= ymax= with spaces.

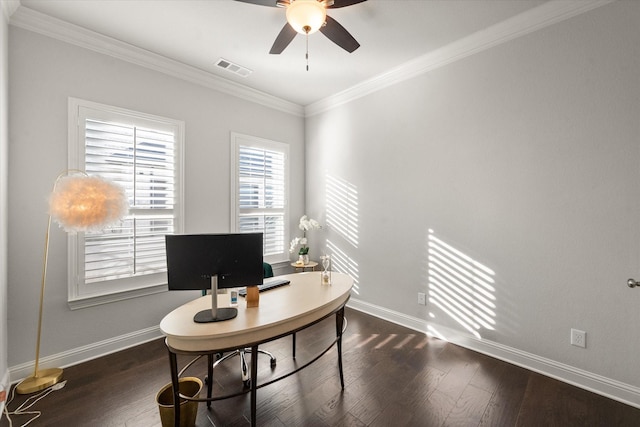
xmin=326 ymin=239 xmax=360 ymax=294
xmin=326 ymin=174 xmax=359 ymax=248
xmin=323 ymin=173 xmax=360 ymax=294
xmin=427 ymin=229 xmax=496 ymax=339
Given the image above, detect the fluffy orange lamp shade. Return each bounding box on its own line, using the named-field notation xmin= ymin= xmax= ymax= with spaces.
xmin=48 ymin=174 xmax=129 ymax=232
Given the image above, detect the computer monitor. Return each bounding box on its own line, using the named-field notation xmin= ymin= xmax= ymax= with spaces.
xmin=165 ymin=233 xmax=263 ymax=323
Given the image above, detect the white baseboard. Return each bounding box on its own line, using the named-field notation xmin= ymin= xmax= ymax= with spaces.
xmin=9 ymin=325 xmax=162 ymax=384
xmin=346 ymin=298 xmax=640 ymax=409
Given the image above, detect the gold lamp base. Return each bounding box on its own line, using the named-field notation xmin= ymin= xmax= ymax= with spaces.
xmin=16 ymin=368 xmax=64 ymax=394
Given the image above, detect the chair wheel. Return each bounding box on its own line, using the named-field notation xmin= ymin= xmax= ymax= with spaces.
xmin=204 ymin=376 xmax=209 ymax=385
xmin=270 ymin=358 xmax=277 ymax=367
xmin=243 ymin=379 xmax=251 ymax=388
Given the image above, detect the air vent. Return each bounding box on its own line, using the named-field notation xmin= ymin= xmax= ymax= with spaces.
xmin=215 ymin=58 xmax=252 ymax=77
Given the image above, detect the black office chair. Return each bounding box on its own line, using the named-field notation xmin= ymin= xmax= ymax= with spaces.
xmin=263 ymin=261 xmax=273 ymax=279
xmin=211 ymin=262 xmax=277 ymax=387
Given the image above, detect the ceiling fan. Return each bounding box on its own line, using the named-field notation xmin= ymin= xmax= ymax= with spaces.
xmin=235 ymin=0 xmax=367 ymax=55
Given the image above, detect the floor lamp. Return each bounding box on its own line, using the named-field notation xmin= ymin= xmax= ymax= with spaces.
xmin=16 ymin=171 xmax=129 ymax=394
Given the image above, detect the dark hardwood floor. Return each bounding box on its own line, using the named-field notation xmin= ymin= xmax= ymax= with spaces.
xmin=3 ymin=307 xmax=640 ymax=426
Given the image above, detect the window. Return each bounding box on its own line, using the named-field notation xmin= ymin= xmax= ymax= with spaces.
xmin=231 ymin=133 xmax=289 ymax=264
xmin=68 ymin=98 xmax=184 ymax=308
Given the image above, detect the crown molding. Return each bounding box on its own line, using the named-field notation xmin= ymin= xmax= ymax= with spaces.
xmin=9 ymin=5 xmax=305 ymax=117
xmin=7 ymin=1 xmax=615 ymax=119
xmin=305 ymin=0 xmax=616 ymax=117
xmin=1 ymin=0 xmax=20 ymax=23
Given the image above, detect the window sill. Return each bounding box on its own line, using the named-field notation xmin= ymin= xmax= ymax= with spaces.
xmin=68 ymin=283 xmax=167 ymax=310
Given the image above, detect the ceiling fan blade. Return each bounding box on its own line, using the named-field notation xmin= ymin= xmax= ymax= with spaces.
xmin=234 ymin=0 xmax=279 ymax=7
xmin=269 ymin=23 xmax=298 ymax=54
xmin=319 ymin=15 xmax=360 ymax=53
xmin=327 ymin=0 xmax=367 ymax=9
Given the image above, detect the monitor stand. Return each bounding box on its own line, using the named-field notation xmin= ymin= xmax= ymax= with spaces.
xmin=194 ymin=275 xmax=238 ymax=323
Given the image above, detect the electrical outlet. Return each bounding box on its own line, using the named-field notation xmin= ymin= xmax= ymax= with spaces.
xmin=417 ymin=292 xmax=426 ymax=305
xmin=571 ymin=328 xmax=586 ymax=348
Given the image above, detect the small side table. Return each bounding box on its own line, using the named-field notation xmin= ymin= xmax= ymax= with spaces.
xmin=291 ymin=261 xmax=318 ymax=272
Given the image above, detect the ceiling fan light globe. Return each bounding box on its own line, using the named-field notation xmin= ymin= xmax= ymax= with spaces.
xmin=286 ymin=0 xmax=327 ymax=35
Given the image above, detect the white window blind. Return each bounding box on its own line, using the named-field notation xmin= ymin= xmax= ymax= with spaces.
xmin=68 ymin=98 xmax=183 ymax=308
xmin=232 ymin=133 xmax=289 ymax=263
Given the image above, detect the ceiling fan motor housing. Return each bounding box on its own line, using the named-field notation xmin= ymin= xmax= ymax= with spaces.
xmin=286 ymin=0 xmax=328 ymax=35
xmin=237 ymin=0 xmax=365 ymax=54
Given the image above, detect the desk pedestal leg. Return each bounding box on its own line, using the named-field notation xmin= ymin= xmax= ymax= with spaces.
xmin=292 ymin=333 xmax=296 ymax=359
xmin=250 ymin=346 xmax=258 ymax=426
xmin=336 ymin=307 xmax=345 ymax=389
xmin=207 ymin=353 xmax=213 ymax=408
xmin=168 ymin=349 xmax=181 ymax=427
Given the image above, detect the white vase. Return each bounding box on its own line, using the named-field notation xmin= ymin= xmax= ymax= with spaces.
xmin=298 ymin=254 xmax=309 ymax=265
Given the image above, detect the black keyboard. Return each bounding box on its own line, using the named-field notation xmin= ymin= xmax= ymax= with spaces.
xmin=238 ymin=278 xmax=291 ymax=297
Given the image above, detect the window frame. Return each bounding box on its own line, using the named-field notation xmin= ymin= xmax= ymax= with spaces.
xmin=230 ymin=132 xmax=290 ymax=265
xmin=67 ymin=97 xmax=184 ymax=309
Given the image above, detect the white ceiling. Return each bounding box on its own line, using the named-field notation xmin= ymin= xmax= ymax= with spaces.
xmin=17 ymin=0 xmax=548 ymax=106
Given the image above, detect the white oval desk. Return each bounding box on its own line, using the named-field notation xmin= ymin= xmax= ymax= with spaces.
xmin=160 ymin=271 xmax=353 ymax=427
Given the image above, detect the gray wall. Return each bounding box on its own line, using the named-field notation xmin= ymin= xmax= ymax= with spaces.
xmin=306 ymin=1 xmax=640 ymax=392
xmin=7 ymin=26 xmax=305 ymax=368
xmin=1 ymin=1 xmax=10 ymax=394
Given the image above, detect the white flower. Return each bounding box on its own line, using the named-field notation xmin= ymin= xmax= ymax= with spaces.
xmin=289 ymin=237 xmax=301 ymax=253
xmin=298 ymin=215 xmax=321 ymax=231
xmin=298 ymin=215 xmax=309 ymax=231
xmin=290 ymin=214 xmax=321 ymax=254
